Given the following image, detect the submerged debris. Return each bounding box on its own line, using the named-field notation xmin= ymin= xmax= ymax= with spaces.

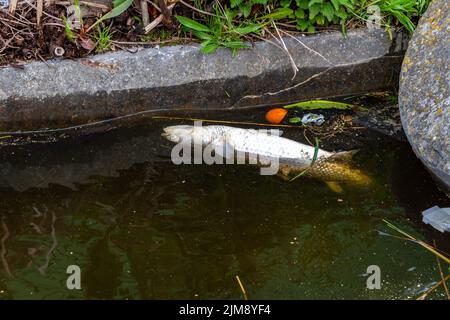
xmin=422 ymin=206 xmax=450 ymax=233
xmin=301 ymin=113 xmax=325 ymax=126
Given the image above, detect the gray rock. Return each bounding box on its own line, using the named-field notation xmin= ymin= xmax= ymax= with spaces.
xmin=399 ymin=0 xmax=450 ymax=195
xmin=0 ymin=29 xmax=406 ymax=130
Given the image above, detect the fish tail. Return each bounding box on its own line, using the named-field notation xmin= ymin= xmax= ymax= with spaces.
xmin=305 ymin=160 xmax=372 ymax=186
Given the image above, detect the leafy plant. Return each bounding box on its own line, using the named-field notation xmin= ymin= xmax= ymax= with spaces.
xmin=273 ymin=0 xmax=354 ymax=33
xmin=176 ymin=5 xmax=261 ymax=55
xmin=88 ymin=0 xmax=133 ymax=31
xmin=74 ymin=0 xmax=83 ymax=27
xmin=63 ymin=16 xmax=77 ymax=42
xmin=93 ymin=25 xmax=114 ymax=52
xmin=369 ymin=0 xmax=423 ymax=33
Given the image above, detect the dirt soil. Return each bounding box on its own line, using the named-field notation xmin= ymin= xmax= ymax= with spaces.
xmin=0 ymin=1 xmax=193 ymax=66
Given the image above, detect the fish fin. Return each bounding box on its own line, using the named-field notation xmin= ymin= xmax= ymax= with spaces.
xmin=329 ymin=149 xmax=359 ymax=163
xmin=277 ymin=165 xmax=292 ymax=180
xmin=325 ymin=181 xmax=343 ymax=193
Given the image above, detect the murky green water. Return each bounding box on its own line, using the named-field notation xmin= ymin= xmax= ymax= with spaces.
xmin=0 ymin=117 xmax=449 ymax=300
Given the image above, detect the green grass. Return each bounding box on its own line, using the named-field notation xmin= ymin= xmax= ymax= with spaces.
xmin=176 ymin=4 xmax=262 ymax=55
xmin=82 ymin=0 xmax=430 ymax=55
xmin=63 ymin=16 xmax=77 ymax=43
xmin=93 ymin=25 xmax=114 ymax=53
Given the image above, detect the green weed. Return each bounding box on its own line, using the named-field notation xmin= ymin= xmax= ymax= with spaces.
xmin=93 ymin=25 xmax=114 ymax=53
xmin=176 ymin=4 xmax=262 ymax=55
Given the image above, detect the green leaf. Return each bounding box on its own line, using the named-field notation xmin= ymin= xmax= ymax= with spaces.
xmin=222 ymin=41 xmax=249 ymax=49
xmin=339 ymin=0 xmax=354 ymax=10
xmin=295 ymin=9 xmax=305 ymax=19
xmin=330 ymin=0 xmax=340 ymax=11
xmin=201 ymin=41 xmax=219 ymax=54
xmin=295 ymin=0 xmax=309 ymax=9
xmin=289 ymin=117 xmax=302 ymax=124
xmin=335 ymin=7 xmax=348 ymax=19
xmin=175 ymin=16 xmax=211 ymax=32
xmin=230 ymin=0 xmax=243 ymax=8
xmin=233 ymin=24 xmax=261 ymax=35
xmin=240 ymin=3 xmax=252 ymax=18
xmin=296 ymin=19 xmax=310 ymax=31
xmin=281 ymin=0 xmax=292 ymax=7
xmin=307 ymin=25 xmax=316 ymax=33
xmin=315 ymin=13 xmax=325 ymax=25
xmin=193 ymin=31 xmax=213 ymax=40
xmin=322 ymin=3 xmax=335 ymax=22
xmin=308 ymin=4 xmax=321 ymax=20
xmin=73 ymin=0 xmax=83 ymax=26
xmin=393 ymin=12 xmax=415 ymax=32
xmin=283 ymin=100 xmax=355 ymax=110
xmin=308 ymin=0 xmax=323 ymax=6
xmin=259 ymin=8 xmax=294 ymax=20
xmin=90 ymin=0 xmax=133 ymax=29
xmin=63 ymin=16 xmax=76 ymax=42
xmin=112 ymin=0 xmax=127 ymax=7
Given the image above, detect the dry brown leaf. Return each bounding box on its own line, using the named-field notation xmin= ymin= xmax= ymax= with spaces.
xmin=79 ymin=35 xmax=96 ymax=50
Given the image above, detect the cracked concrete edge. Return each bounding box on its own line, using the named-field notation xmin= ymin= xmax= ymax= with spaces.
xmin=0 ymin=28 xmax=408 ymax=129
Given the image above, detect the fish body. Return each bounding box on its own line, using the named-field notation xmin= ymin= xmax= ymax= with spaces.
xmin=162 ymin=125 xmax=371 ymax=185
xmin=279 ymin=160 xmax=372 ymax=186
xmin=162 ymin=125 xmax=332 ymax=166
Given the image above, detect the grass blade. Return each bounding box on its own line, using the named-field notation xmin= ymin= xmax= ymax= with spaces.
xmin=175 ymin=16 xmax=211 ymax=32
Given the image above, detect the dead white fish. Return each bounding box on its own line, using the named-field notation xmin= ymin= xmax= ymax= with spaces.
xmin=162 ymin=125 xmax=371 ymax=188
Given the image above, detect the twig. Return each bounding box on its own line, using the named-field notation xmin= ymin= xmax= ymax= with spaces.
xmin=179 ymin=0 xmax=220 ymax=18
xmin=416 ymin=273 xmax=450 ymax=300
xmin=434 ymin=240 xmax=450 ymax=299
xmin=251 ymin=33 xmax=284 ymax=51
xmin=158 ymin=0 xmax=171 ymax=26
xmin=43 ymin=22 xmax=65 ymax=28
xmin=144 ymin=3 xmax=175 ymax=34
xmin=36 ymin=0 xmax=43 ymax=26
xmin=144 ymin=14 xmax=163 ymax=33
xmin=24 ymin=0 xmax=62 ymax=21
xmin=383 ymin=219 xmax=450 ymax=265
xmin=270 ymin=21 xmax=298 ymax=79
xmin=278 ymin=29 xmax=331 ymax=65
xmin=0 ymin=34 xmax=17 ymax=54
xmin=146 ymin=0 xmax=161 ymax=12
xmin=140 ymin=0 xmax=150 ymax=27
xmin=152 ymin=115 xmax=300 ymax=128
xmin=302 ymin=127 xmax=314 ymax=146
xmin=8 ymin=0 xmax=18 ymax=14
xmin=265 ymin=26 xmax=297 ymax=80
xmin=235 ymin=275 xmax=248 ymax=300
xmin=54 ymin=0 xmax=110 ymax=10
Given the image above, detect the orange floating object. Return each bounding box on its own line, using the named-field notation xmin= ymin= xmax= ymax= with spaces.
xmin=265 ymin=108 xmax=288 ymax=124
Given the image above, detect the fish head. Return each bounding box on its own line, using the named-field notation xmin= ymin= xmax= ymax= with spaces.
xmin=162 ymin=125 xmax=212 ymax=144
xmin=162 ymin=125 xmax=194 ymax=143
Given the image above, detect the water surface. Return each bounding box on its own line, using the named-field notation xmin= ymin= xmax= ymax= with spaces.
xmin=0 ymin=117 xmax=449 ymax=300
